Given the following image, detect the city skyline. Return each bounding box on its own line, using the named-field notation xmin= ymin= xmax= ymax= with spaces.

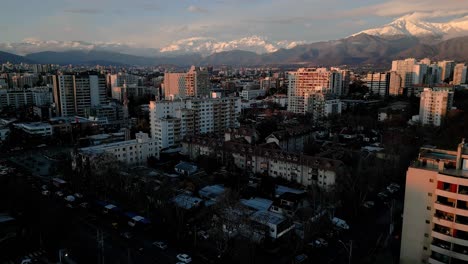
xmin=1 ymin=0 xmax=467 ymax=49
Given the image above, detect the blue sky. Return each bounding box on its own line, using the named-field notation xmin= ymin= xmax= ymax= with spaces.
xmin=0 ymin=0 xmax=467 ymax=47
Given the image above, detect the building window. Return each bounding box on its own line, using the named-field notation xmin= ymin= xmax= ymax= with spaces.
xmin=427 ymin=206 xmax=431 ymax=210
xmin=425 ymin=220 xmax=430 ymax=224
xmin=430 ymin=179 xmax=434 ymax=183
xmin=424 ymin=233 xmax=429 ymax=237
xmin=428 ymin=193 xmax=432 ymax=197
xmin=423 ymin=246 xmax=427 ymax=250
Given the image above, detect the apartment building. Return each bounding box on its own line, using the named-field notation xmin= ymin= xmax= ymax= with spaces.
xmin=419 ymin=88 xmax=454 ymax=126
xmin=163 ymin=66 xmax=210 ymax=99
xmin=149 ymin=97 xmax=241 ymax=150
xmin=78 ymin=132 xmax=158 ymax=165
xmin=366 ymin=72 xmax=389 ymax=97
xmin=14 ymin=122 xmax=53 ymax=137
xmin=453 ymin=64 xmax=467 ymax=85
xmin=53 ymin=73 xmax=107 ymax=117
xmin=287 ymin=68 xmax=343 ymax=115
xmin=400 ymin=140 xmax=468 ymax=264
xmin=181 ymin=136 xmax=344 ymax=191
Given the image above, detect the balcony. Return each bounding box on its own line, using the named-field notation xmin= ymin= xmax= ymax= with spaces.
xmin=453 ymin=243 xmax=468 ymax=261
xmin=457 ymin=215 xmax=468 ymax=225
xmin=436 ymin=210 xmax=455 ymax=222
xmin=432 ymin=238 xmax=452 ymax=251
xmin=437 ymin=196 xmax=456 ymax=208
xmin=430 ymin=251 xmax=450 ymax=264
xmin=434 ymin=224 xmax=452 ymax=236
xmin=452 ymin=257 xmax=468 ymax=264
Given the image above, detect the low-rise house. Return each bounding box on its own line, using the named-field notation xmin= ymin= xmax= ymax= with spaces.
xmin=265 ymin=126 xmax=314 ymax=153
xmin=249 ymin=210 xmax=295 ymax=240
xmin=224 ymin=127 xmax=259 ymax=144
xmin=175 ymin=162 xmax=198 ymax=176
xmin=173 ymin=194 xmax=203 ymax=210
xmin=199 ymin=184 xmax=225 ymax=201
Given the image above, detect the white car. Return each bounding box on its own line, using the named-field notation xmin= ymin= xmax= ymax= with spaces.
xmin=176 ymin=254 xmax=192 ymax=263
xmin=56 ymin=191 xmax=64 ymax=197
xmin=41 ymin=190 xmax=50 ymax=196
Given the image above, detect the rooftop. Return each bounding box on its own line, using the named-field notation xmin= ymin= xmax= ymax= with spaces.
xmin=173 ymin=194 xmax=203 ymax=210
xmin=240 ymin=197 xmax=273 ymax=212
xmin=199 ymin=185 xmax=225 ymax=200
xmin=250 ymin=210 xmax=285 ymax=225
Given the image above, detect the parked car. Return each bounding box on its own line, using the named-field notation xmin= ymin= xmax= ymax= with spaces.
xmin=55 ymin=191 xmax=64 ymax=197
xmin=313 ymin=238 xmax=328 ymax=248
xmin=176 ymin=254 xmax=192 ymax=263
xmin=41 ymin=190 xmax=50 ymax=196
xmin=363 ymin=201 xmax=375 ymax=208
xmin=79 ymin=202 xmax=89 ymax=208
xmin=198 ymin=230 xmax=209 ymax=240
xmin=120 ymin=232 xmax=133 ymax=239
xmin=74 ymin=193 xmax=84 ymax=199
xmin=152 ymin=241 xmax=167 ymax=250
xmin=64 ymin=195 xmax=75 ymax=202
xmin=377 ymin=191 xmax=389 ymax=199
xmin=332 ymin=217 xmax=350 ymax=230
xmin=294 ymin=254 xmax=308 ymax=263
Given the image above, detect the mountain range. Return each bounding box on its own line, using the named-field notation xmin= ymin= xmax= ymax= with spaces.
xmin=1 ymin=15 xmax=467 ymax=66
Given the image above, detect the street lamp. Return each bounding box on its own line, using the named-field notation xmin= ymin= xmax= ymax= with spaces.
xmin=58 ymin=249 xmax=68 ymax=264
xmin=338 ymin=240 xmax=352 ymax=264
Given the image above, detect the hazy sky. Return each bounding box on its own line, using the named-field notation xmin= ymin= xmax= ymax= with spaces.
xmin=1 ymin=0 xmax=467 ymax=47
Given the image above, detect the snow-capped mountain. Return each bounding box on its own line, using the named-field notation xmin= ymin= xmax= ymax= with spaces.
xmin=353 ymin=15 xmax=468 ymax=40
xmin=0 ymin=36 xmax=303 ymax=57
xmin=158 ymin=36 xmax=304 ymax=56
xmin=0 ymin=38 xmax=159 ymax=57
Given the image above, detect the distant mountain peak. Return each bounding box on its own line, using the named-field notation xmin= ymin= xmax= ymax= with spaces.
xmin=352 ymin=15 xmax=468 ymax=40
xmin=159 ymin=35 xmax=305 ymax=56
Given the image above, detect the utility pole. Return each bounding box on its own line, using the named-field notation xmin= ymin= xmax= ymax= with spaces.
xmin=339 ymin=239 xmax=352 ymax=264
xmin=97 ymin=229 xmax=105 ymax=264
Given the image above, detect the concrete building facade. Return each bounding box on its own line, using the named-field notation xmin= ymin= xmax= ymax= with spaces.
xmin=400 ymin=140 xmax=468 ymax=264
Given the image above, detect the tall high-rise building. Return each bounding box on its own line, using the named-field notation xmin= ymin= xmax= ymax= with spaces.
xmin=392 ymin=58 xmax=418 ymax=89
xmin=163 ymin=66 xmax=210 ymax=99
xmin=400 ymin=140 xmax=468 ymax=264
xmin=149 ymin=97 xmax=240 ymax=150
xmin=53 ymin=73 xmax=107 ymax=117
xmin=419 ymin=87 xmax=454 ymax=126
xmin=366 ymin=72 xmax=389 ymax=97
xmin=287 ymin=68 xmax=343 ymax=114
xmin=453 ymin=63 xmax=467 ymax=85
xmin=389 ymin=71 xmax=403 ymax=96
xmin=439 ymin=60 xmax=456 ymax=82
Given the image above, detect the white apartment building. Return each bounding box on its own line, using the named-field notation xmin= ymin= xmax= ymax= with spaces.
xmin=454 ymin=64 xmax=467 ymax=85
xmin=241 ymin=89 xmax=266 ymax=100
xmin=223 ymin=141 xmax=343 ymax=191
xmin=287 ymin=68 xmax=343 ymax=115
xmin=53 ymin=73 xmax=107 ymax=117
xmin=419 ymin=88 xmax=454 ymax=126
xmin=79 ymin=132 xmax=158 ymax=165
xmin=14 ymin=122 xmax=53 ymax=136
xmin=400 ymin=140 xmax=468 ymax=264
xmin=149 ymin=97 xmax=241 ymax=150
